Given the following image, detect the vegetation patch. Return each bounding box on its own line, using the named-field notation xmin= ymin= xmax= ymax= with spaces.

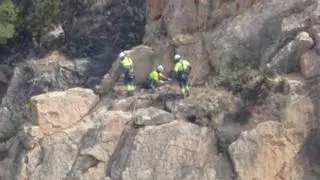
xmin=0 ymin=0 xmax=18 ymax=44
xmin=214 ymin=56 xmax=283 ymax=105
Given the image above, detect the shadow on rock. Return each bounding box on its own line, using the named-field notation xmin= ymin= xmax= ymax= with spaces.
xmin=297 ymin=129 xmax=320 ymax=179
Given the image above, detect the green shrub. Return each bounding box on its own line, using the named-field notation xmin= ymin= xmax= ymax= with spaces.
xmin=215 ymin=56 xmax=278 ymax=104
xmin=16 ymin=0 xmax=62 ymax=46
xmin=0 ymin=0 xmax=18 ymax=44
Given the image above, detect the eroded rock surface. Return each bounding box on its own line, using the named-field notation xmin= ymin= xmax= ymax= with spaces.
xmin=267 ymin=31 xmax=314 ymax=73
xmin=110 ymin=121 xmax=234 ymax=180
xmin=229 ymin=95 xmax=317 ymax=180
xmin=29 ymin=87 xmax=99 ymax=135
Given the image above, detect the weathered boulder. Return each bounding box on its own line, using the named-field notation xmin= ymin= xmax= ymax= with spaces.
xmin=267 ymin=31 xmax=314 ymax=73
xmin=128 ymin=45 xmax=157 ymax=84
xmin=30 ymin=132 xmax=79 ymax=180
xmin=133 ymin=107 xmax=175 ymax=126
xmin=230 ymin=121 xmax=300 ymax=180
xmin=0 ymin=51 xmax=94 ymax=139
xmin=101 ymin=45 xmax=160 ymax=93
xmin=17 ymin=107 xmax=132 ymax=180
xmin=300 ymin=50 xmax=320 ymax=79
xmin=29 ymin=88 xmax=99 ymax=135
xmin=110 ymin=121 xmax=234 ymax=180
xmin=229 ymin=94 xmax=316 ymax=180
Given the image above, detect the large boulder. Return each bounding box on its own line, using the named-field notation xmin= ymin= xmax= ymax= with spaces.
xmin=229 ymin=121 xmax=301 ymax=180
xmin=30 ymin=132 xmax=79 ymax=180
xmin=0 ymin=51 xmax=94 ymax=139
xmin=17 ymin=108 xmax=132 ymax=180
xmin=29 ymin=88 xmax=99 ymax=135
xmin=267 ymin=31 xmax=314 ymax=73
xmin=110 ymin=121 xmax=234 ymax=180
xmin=300 ymin=50 xmax=320 ymax=79
xmin=229 ymin=94 xmax=316 ymax=180
xmin=128 ymin=45 xmax=157 ymax=84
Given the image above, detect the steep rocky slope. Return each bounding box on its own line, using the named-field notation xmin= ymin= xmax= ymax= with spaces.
xmin=1 ymin=78 xmax=317 ymax=180
xmin=0 ymin=0 xmax=319 ymax=180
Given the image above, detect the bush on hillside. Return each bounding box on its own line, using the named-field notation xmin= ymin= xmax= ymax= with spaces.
xmin=16 ymin=0 xmax=62 ymax=46
xmin=0 ymin=0 xmax=18 ymax=44
xmin=215 ymin=56 xmax=279 ymax=104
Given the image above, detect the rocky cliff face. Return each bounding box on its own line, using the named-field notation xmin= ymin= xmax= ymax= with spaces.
xmin=0 ymin=0 xmax=319 ymax=180
xmin=2 ymin=79 xmax=317 ymax=180
xmin=143 ymin=0 xmax=320 ymax=83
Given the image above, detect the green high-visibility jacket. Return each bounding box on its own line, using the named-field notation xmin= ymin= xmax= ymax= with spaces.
xmin=120 ymin=56 xmax=133 ymax=69
xmin=149 ymin=70 xmax=163 ymax=81
xmin=174 ymin=59 xmax=190 ymax=73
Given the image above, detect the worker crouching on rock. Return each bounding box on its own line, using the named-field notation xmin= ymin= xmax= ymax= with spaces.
xmin=145 ymin=65 xmax=171 ymax=91
xmin=172 ymin=54 xmax=192 ymax=98
xmin=119 ymin=51 xmax=135 ymax=96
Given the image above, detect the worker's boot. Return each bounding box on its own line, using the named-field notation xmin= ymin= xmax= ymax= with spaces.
xmin=186 ymin=90 xmax=190 ymax=97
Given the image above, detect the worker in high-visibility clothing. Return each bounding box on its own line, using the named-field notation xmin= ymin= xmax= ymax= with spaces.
xmin=146 ymin=65 xmax=171 ymax=90
xmin=119 ymin=51 xmax=135 ymax=96
xmin=173 ymin=54 xmax=192 ymax=97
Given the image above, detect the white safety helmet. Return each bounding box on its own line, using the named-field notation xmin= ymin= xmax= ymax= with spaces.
xmin=156 ymin=65 xmax=164 ymax=72
xmin=118 ymin=51 xmax=126 ymax=59
xmin=174 ymin=54 xmax=181 ymax=61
